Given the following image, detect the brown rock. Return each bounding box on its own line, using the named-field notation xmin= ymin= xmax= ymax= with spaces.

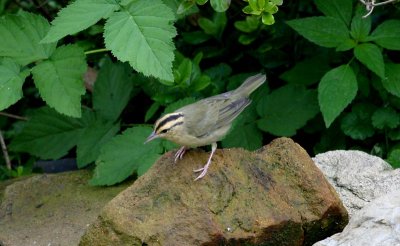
xmin=80 ymin=138 xmax=348 ymax=246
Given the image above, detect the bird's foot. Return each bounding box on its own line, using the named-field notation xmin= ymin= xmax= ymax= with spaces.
xmin=174 ymin=146 xmax=186 ymax=163
xmin=193 ymin=143 xmax=217 ymax=181
xmin=194 ymin=164 xmax=209 ymax=181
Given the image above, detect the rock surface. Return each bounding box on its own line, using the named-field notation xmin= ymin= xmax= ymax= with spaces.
xmin=314 ymin=190 xmax=400 ymax=246
xmin=313 ymin=150 xmax=400 ymax=216
xmin=0 ymin=170 xmax=130 ymax=246
xmin=80 ymin=138 xmax=348 ymax=246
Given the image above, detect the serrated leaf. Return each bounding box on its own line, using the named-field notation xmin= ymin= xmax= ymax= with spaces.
xmin=319 ymin=65 xmax=358 ymax=127
xmin=0 ymin=11 xmax=56 ymax=65
xmin=383 ymin=63 xmax=400 ymax=97
xmin=369 ymin=20 xmax=400 ymax=50
xmin=210 ymin=0 xmax=230 ymax=12
xmin=314 ymin=0 xmax=352 ymax=25
xmin=93 ymin=58 xmax=134 ymax=122
xmin=279 ymin=57 xmax=330 ymax=86
xmin=0 ymin=59 xmax=29 ymax=110
xmin=257 ymin=85 xmax=319 ymax=136
xmin=350 ymin=12 xmax=371 ymax=41
xmin=10 ymin=107 xmax=92 ymax=159
xmin=372 ymin=107 xmax=400 ymax=129
xmin=89 ymin=126 xmax=162 ymax=186
xmin=77 ymin=121 xmax=120 ymax=168
xmin=31 ymin=45 xmax=87 ymax=117
xmin=41 ymin=0 xmax=119 ymax=43
xmin=340 ymin=103 xmax=375 ymax=140
xmin=104 ymin=0 xmax=177 ymax=81
xmin=287 ymin=16 xmax=349 ymax=48
xmin=354 ymin=43 xmax=385 ymax=79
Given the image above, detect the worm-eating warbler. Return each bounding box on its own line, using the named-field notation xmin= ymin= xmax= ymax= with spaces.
xmin=145 ymin=73 xmax=266 ymax=180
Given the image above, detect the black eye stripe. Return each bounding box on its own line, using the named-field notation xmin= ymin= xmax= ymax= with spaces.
xmin=158 ymin=121 xmax=184 ymax=134
xmin=155 ymin=113 xmax=184 ymax=132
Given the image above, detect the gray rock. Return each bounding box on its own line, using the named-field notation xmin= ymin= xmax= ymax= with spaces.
xmin=0 ymin=170 xmax=131 ymax=246
xmin=313 ymin=150 xmax=400 ymax=216
xmin=314 ymin=190 xmax=400 ymax=246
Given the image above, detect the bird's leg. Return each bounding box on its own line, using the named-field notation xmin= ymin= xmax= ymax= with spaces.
xmin=193 ymin=142 xmax=217 ymax=181
xmin=174 ymin=146 xmax=187 ymax=163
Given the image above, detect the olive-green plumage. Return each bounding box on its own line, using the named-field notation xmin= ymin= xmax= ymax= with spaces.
xmin=146 ymin=73 xmax=266 ymax=180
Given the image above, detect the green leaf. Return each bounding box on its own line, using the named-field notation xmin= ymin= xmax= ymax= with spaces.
xmin=383 ymin=63 xmax=400 ymax=97
xmin=0 ymin=59 xmax=29 ymax=110
xmin=210 ymin=0 xmax=230 ymax=12
xmin=369 ymin=20 xmax=400 ymax=50
xmin=181 ymin=31 xmax=211 ymax=45
xmin=41 ymin=0 xmax=120 ymax=43
xmin=340 ymin=103 xmax=375 ymax=140
xmin=196 ymin=0 xmax=208 ymax=4
xmin=319 ymin=65 xmax=357 ymax=127
xmin=77 ymin=121 xmax=120 ymax=168
xmin=31 ymin=45 xmax=87 ymax=118
xmin=257 ymin=85 xmax=319 ymax=136
xmin=388 ymin=129 xmax=400 ymax=141
xmin=313 ymin=0 xmax=352 ymax=25
xmin=262 ymin=13 xmax=275 ymax=25
xmin=372 ymin=107 xmax=400 ymax=129
xmin=387 ymin=147 xmax=400 ymax=168
xmin=279 ymin=57 xmax=330 ymax=86
xmin=163 ymin=97 xmax=196 ymax=114
xmin=145 ymin=102 xmax=161 ymax=122
xmin=173 ymin=55 xmax=192 ymax=85
xmin=336 ymin=38 xmax=357 ymax=51
xmin=198 ymin=12 xmax=227 ymax=40
xmin=314 ymin=123 xmax=346 ymax=154
xmin=10 ymin=107 xmax=92 ymax=159
xmin=93 ymin=58 xmax=134 ymax=122
xmin=104 ymin=0 xmax=177 ymax=81
xmin=222 ymin=122 xmax=262 ymax=150
xmin=354 ymin=43 xmax=385 ymax=79
xmin=89 ymin=126 xmax=162 ymax=186
xmin=164 ymin=0 xmax=199 ymax=19
xmin=222 ymin=106 xmax=262 ymax=150
xmin=350 ymin=12 xmax=371 ymax=41
xmin=0 ymin=11 xmax=56 ymax=66
xmin=234 ymin=16 xmax=260 ymax=33
xmin=287 ymin=16 xmax=349 ymax=48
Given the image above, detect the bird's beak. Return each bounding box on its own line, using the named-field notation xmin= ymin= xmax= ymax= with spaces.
xmin=144 ymin=131 xmax=159 ymax=144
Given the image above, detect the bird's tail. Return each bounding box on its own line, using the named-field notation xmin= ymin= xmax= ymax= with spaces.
xmin=234 ymin=73 xmax=267 ymax=97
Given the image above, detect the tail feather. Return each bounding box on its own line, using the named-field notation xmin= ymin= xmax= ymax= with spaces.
xmin=234 ymin=73 xmax=267 ymax=97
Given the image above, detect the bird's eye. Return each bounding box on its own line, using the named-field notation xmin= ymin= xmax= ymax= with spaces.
xmin=160 ymin=129 xmax=168 ymax=134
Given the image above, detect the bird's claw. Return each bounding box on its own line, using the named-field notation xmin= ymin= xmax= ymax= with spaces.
xmin=174 ymin=146 xmax=186 ymax=163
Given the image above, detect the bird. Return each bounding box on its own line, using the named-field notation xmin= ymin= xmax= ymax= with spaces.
xmin=145 ymin=73 xmax=266 ymax=180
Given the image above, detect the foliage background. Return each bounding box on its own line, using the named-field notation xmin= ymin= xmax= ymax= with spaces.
xmin=0 ymin=0 xmax=399 ymax=184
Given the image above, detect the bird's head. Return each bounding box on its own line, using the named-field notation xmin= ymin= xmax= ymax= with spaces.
xmin=145 ymin=112 xmax=185 ymax=143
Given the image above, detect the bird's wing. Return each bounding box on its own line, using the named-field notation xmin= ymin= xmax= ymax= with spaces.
xmin=179 ymin=95 xmax=250 ymax=138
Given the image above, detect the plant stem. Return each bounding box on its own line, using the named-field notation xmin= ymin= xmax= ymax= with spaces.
xmin=0 ymin=130 xmax=11 ymax=170
xmin=0 ymin=112 xmax=28 ymax=121
xmin=85 ymin=48 xmax=110 ymax=55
